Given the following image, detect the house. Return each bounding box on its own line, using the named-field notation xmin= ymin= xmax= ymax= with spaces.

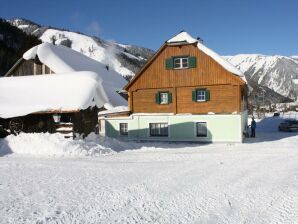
xmin=101 ymin=31 xmax=248 ymax=142
xmin=0 ymin=43 xmax=127 ymax=137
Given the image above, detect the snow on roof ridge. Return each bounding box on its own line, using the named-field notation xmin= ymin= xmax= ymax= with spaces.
xmin=167 ymin=31 xmax=198 ymax=44
xmin=166 ymin=31 xmax=246 ymax=81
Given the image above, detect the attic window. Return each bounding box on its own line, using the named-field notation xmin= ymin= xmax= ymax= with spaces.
xmin=165 ymin=56 xmax=196 ymax=69
xmin=174 ymin=57 xmax=189 ymax=69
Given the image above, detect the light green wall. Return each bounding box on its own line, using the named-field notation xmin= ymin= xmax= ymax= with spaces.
xmin=104 ymin=112 xmax=248 ymax=142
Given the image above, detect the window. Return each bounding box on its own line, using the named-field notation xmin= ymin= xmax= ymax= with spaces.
xmin=149 ymin=123 xmax=168 ymax=137
xmin=165 ymin=56 xmax=196 ymax=69
xmin=196 ymin=122 xmax=207 ymax=137
xmin=160 ymin=92 xmax=169 ymax=104
xmin=119 ymin=123 xmax=128 ymax=136
xmin=196 ymin=90 xmax=206 ymax=102
xmin=192 ymin=89 xmax=210 ymax=102
xmin=174 ymin=57 xmax=189 ymax=69
xmin=155 ymin=91 xmax=172 ymax=104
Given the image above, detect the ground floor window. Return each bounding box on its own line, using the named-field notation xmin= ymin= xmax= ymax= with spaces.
xmin=149 ymin=123 xmax=168 ymax=137
xmin=119 ymin=123 xmax=128 ymax=136
xmin=196 ymin=122 xmax=207 ymax=137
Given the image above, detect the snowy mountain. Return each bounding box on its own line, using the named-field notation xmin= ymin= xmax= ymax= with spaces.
xmin=8 ymin=18 xmax=154 ymax=79
xmin=5 ymin=18 xmax=298 ymax=104
xmin=225 ymin=54 xmax=298 ymax=100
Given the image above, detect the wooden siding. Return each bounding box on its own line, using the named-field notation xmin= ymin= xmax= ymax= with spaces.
xmin=7 ymin=59 xmax=55 ymax=76
xmin=127 ymin=44 xmax=244 ymax=92
xmin=133 ymin=88 xmax=177 ymax=113
xmin=132 ymin=85 xmax=241 ymax=114
xmin=126 ymin=43 xmax=247 ymax=114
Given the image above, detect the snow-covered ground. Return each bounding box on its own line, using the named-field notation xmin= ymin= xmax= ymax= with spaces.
xmin=1 ymin=115 xmax=298 ymax=223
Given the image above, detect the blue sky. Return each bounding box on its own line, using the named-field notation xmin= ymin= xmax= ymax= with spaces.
xmin=1 ymin=0 xmax=297 ymax=56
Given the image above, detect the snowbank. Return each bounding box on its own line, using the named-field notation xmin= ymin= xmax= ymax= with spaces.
xmin=0 ymin=133 xmax=130 ymax=157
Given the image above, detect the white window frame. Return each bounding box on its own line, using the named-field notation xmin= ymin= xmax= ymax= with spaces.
xmin=196 ymin=122 xmax=207 ymax=137
xmin=149 ymin=123 xmax=168 ymax=137
xmin=119 ymin=123 xmax=128 ymax=136
xmin=173 ymin=57 xmax=189 ymax=69
xmin=196 ymin=90 xmax=206 ymax=102
xmin=160 ymin=92 xmax=169 ymax=104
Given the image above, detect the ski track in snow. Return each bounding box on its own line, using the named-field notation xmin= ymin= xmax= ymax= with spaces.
xmin=1 ymin=128 xmax=298 ymax=223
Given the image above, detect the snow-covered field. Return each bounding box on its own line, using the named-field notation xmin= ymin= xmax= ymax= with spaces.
xmin=1 ymin=116 xmax=298 ymax=223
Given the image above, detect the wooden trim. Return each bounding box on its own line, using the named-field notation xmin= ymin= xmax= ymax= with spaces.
xmin=124 ymin=42 xmax=199 ymax=91
xmin=4 ymin=58 xmax=24 ymax=77
xmin=175 ymin=87 xmax=178 ymax=114
xmin=124 ymin=43 xmax=167 ymax=91
xmin=33 ymin=109 xmax=80 ymax=114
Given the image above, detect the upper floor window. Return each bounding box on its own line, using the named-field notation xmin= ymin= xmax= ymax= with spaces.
xmin=160 ymin=92 xmax=169 ymax=104
xmin=155 ymin=91 xmax=172 ymax=104
xmin=196 ymin=90 xmax=206 ymax=102
xmin=174 ymin=57 xmax=189 ymax=69
xmin=192 ymin=88 xmax=210 ymax=102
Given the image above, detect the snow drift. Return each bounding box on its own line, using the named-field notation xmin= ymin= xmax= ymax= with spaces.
xmin=0 ymin=132 xmax=132 ymax=157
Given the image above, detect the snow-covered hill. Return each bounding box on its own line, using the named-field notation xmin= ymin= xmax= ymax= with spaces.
xmin=7 ymin=18 xmax=298 ymax=103
xmin=8 ymin=18 xmax=154 ymax=79
xmin=225 ymin=54 xmax=298 ymax=100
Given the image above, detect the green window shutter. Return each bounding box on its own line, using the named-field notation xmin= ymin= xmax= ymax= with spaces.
xmin=168 ymin=92 xmax=172 ymax=104
xmin=155 ymin=92 xmax=161 ymax=104
xmin=205 ymin=89 xmax=210 ymax=101
xmin=165 ymin=58 xmax=173 ymax=69
xmin=189 ymin=56 xmax=197 ymax=68
xmin=192 ymin=90 xmax=197 ymax=102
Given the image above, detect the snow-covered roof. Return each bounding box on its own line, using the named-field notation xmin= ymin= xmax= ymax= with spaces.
xmin=167 ymin=32 xmax=246 ymax=82
xmin=0 ymin=72 xmax=113 ymax=118
xmin=98 ymin=106 xmax=129 ymax=116
xmin=23 ymin=43 xmax=127 ymax=107
xmin=293 ymin=79 xmax=298 ymax=85
xmin=0 ymin=43 xmax=128 ymax=118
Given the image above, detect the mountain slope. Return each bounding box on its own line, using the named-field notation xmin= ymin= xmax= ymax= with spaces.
xmin=8 ymin=18 xmax=154 ymax=79
xmin=5 ymin=18 xmax=297 ymax=104
xmin=225 ymin=54 xmax=298 ymax=100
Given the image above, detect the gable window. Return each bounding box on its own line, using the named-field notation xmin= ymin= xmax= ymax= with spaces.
xmin=149 ymin=123 xmax=168 ymax=137
xmin=119 ymin=123 xmax=128 ymax=136
xmin=155 ymin=91 xmax=172 ymax=104
xmin=196 ymin=122 xmax=207 ymax=137
xmin=192 ymin=88 xmax=210 ymax=102
xmin=165 ymin=56 xmax=197 ymax=69
xmin=174 ymin=57 xmax=189 ymax=69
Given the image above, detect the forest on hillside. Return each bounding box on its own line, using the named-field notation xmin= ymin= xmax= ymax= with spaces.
xmin=0 ymin=18 xmax=41 ymax=76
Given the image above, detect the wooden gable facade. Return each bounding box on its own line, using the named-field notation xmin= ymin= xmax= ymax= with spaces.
xmin=5 ymin=56 xmax=55 ymax=77
xmin=125 ymin=42 xmax=247 ymax=115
